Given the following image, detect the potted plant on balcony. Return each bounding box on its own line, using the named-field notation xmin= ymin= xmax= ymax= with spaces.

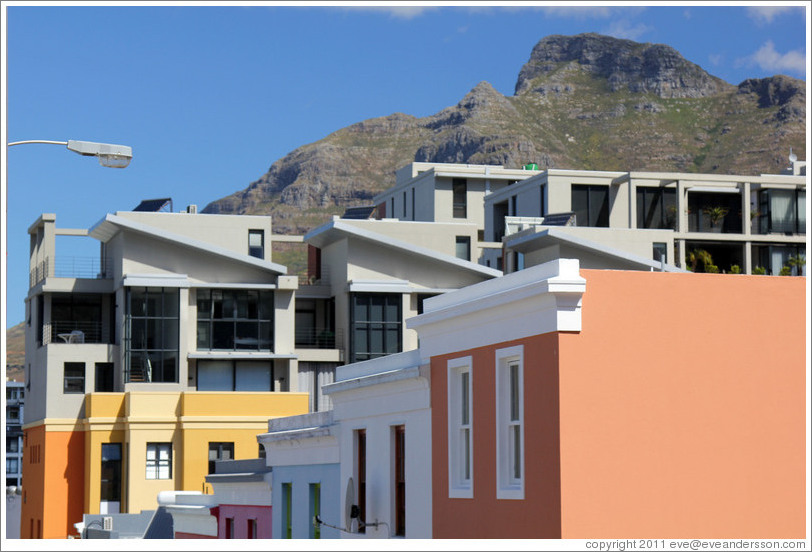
xmin=702 ymin=206 xmax=729 ymax=232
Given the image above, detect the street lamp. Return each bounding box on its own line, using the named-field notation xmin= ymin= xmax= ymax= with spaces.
xmin=7 ymin=139 xmax=133 ymax=168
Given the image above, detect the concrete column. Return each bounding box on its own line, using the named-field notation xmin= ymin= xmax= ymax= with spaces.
xmin=744 ymin=241 xmax=752 ymax=274
xmin=676 ymin=180 xmax=687 ymax=234
xmin=742 ymin=182 xmax=752 ymax=237
xmin=628 ymin=179 xmax=637 ymax=229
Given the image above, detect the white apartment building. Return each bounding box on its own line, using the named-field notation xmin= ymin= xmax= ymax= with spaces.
xmin=5 ymin=380 xmax=25 ymax=488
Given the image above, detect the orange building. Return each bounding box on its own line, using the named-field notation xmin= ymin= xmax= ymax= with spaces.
xmin=408 ymin=259 xmax=806 ymax=538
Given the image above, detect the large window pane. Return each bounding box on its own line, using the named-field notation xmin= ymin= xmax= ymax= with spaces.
xmin=197 ymin=289 xmax=274 ymax=351
xmin=125 ymin=287 xmax=179 ymax=383
xmin=350 ymin=293 xmax=401 ymax=363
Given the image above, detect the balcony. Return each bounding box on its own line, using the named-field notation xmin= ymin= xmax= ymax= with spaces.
xmin=295 ymin=328 xmax=343 ymax=349
xmin=43 ymin=321 xmax=108 ymax=345
xmin=30 ymin=256 xmax=113 ymax=286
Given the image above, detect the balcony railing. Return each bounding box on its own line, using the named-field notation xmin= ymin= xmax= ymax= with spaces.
xmin=29 ymin=256 xmax=113 ymax=286
xmin=298 ymin=267 xmax=331 ymax=287
xmin=43 ymin=321 xmax=105 ymax=345
xmin=295 ymin=328 xmax=343 ymax=349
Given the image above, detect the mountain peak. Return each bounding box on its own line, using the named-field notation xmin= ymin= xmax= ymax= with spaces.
xmin=515 ymin=33 xmax=733 ymax=98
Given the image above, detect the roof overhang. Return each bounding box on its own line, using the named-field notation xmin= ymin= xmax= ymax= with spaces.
xmin=304 ymin=219 xmax=502 ymax=279
xmin=90 ymin=214 xmax=287 ymax=275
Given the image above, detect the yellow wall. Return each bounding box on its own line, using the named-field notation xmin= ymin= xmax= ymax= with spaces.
xmin=82 ymin=391 xmax=309 ymax=514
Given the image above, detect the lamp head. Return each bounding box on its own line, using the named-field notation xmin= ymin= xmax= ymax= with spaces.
xmin=66 ymin=140 xmax=132 ymax=168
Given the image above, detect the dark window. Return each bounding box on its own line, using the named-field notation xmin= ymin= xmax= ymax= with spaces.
xmin=225 ymin=517 xmax=234 ymax=539
xmin=309 ymin=483 xmax=321 ymax=539
xmin=50 ymin=293 xmax=105 ymax=344
xmin=653 ymin=243 xmax=668 ymax=263
xmin=390 ymin=198 xmax=394 ymax=217
xmin=197 ymin=289 xmax=274 ymax=351
xmin=539 ymin=184 xmax=546 ymax=217
xmin=688 ymin=192 xmax=742 ymax=234
xmin=394 ymin=425 xmax=406 ymax=537
xmin=100 ymin=443 xmax=122 ymax=503
xmin=510 ymin=195 xmax=517 ymax=216
xmin=350 ymin=293 xmax=401 ymax=363
xmin=196 ymin=360 xmax=272 ymax=391
xmin=282 ymin=483 xmax=292 ymax=538
xmin=63 ymin=362 xmax=85 ymax=394
xmin=208 ymin=442 xmax=234 ymax=474
xmin=248 ymin=230 xmax=264 ymax=259
xmin=759 ymin=189 xmax=806 ymax=235
xmin=493 ymin=201 xmax=509 ymax=241
xmin=411 ymin=188 xmax=415 ymax=220
xmin=572 ymin=185 xmax=609 ymax=227
xmin=455 ymin=236 xmax=471 ymax=261
xmin=403 ymin=191 xmax=407 ymax=218
xmin=637 ymin=187 xmax=677 ymax=229
xmin=247 ymin=519 xmax=257 ymax=539
xmin=95 ymin=362 xmax=114 ymax=392
xmin=126 ymin=287 xmax=179 ymax=383
xmin=356 ymin=429 xmax=366 ymax=534
xmin=453 ymin=179 xmax=467 ymax=218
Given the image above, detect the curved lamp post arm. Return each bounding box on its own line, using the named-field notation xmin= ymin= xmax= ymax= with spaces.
xmin=7 ymin=139 xmax=133 ymax=168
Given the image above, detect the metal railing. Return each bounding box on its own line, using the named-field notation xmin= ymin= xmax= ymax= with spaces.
xmin=30 ymin=256 xmax=113 ymax=286
xmin=295 ymin=328 xmax=343 ymax=349
xmin=298 ymin=267 xmax=331 ymax=286
xmin=43 ymin=321 xmax=105 ymax=345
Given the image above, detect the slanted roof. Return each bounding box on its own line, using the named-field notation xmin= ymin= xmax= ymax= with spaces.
xmin=304 ymin=219 xmax=502 ymax=279
xmin=506 ymin=227 xmax=686 ymax=273
xmin=89 ymin=214 xmax=287 ymax=275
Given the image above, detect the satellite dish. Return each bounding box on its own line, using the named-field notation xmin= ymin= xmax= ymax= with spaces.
xmin=789 ymin=148 xmax=798 ymax=163
xmin=344 ymin=477 xmax=355 ymax=533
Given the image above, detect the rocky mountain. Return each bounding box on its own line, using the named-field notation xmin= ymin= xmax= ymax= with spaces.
xmin=5 ymin=322 xmax=25 ymax=382
xmin=205 ymin=32 xmax=805 ymax=235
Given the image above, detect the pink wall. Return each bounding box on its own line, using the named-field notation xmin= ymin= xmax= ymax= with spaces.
xmin=216 ymin=504 xmax=272 ymax=539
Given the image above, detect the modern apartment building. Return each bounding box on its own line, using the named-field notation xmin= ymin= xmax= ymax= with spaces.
xmin=489 ymin=163 xmax=806 ymax=275
xmin=373 ymin=159 xmax=806 ymax=276
xmin=302 ymin=216 xmax=501 ymax=371
xmin=408 ymin=259 xmax=806 ymax=538
xmin=373 ymin=162 xmax=541 ymax=234
xmin=22 ymin=205 xmax=310 ymax=538
xmin=5 ymin=380 xmax=25 ymax=488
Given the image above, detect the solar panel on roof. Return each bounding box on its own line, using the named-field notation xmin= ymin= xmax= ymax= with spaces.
xmin=341 ymin=206 xmax=377 ymax=219
xmin=541 ymin=212 xmax=576 ymax=226
xmin=133 ymin=198 xmax=173 ymax=212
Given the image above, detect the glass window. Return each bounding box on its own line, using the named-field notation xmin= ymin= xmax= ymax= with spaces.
xmin=197 ymin=289 xmax=274 ymax=351
xmin=572 ymin=184 xmax=609 ymax=227
xmin=653 ymin=243 xmax=668 ymax=263
xmin=64 ymin=362 xmax=85 ymax=394
xmin=455 ymin=236 xmax=471 ymax=261
xmin=453 ymin=179 xmax=467 ymax=218
xmin=247 ymin=519 xmax=257 ymax=539
xmin=350 ymin=293 xmax=402 ymax=362
xmin=759 ymin=189 xmax=805 ymax=235
xmin=126 ymin=288 xmax=179 ymax=383
xmin=495 ymin=346 xmax=524 ymax=499
xmin=248 ymin=230 xmax=265 ymax=259
xmin=225 ymin=517 xmax=234 ymax=539
xmin=101 ymin=443 xmax=122 ymax=502
xmin=146 ymin=443 xmax=172 ymax=480
xmin=447 ymin=357 xmax=473 ymax=498
xmin=637 ymin=187 xmax=677 ymax=229
xmin=208 ymin=442 xmax=234 ymax=474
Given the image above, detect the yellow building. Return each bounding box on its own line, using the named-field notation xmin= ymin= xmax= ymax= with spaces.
xmin=81 ymin=391 xmax=308 ymax=515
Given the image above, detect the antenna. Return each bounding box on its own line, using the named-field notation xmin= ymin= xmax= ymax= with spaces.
xmin=344 ymin=477 xmax=356 ymax=533
xmin=789 ymin=148 xmax=797 ymax=163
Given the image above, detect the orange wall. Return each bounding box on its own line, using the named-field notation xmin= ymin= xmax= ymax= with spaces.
xmin=22 ymin=425 xmax=86 ymax=539
xmin=558 ymin=270 xmax=806 ymax=538
xmin=431 ymin=333 xmax=562 ymax=538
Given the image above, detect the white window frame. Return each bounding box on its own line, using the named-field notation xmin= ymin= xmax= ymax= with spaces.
xmin=145 ymin=442 xmax=172 ymax=480
xmin=495 ymin=345 xmax=524 ymax=499
xmin=447 ymin=356 xmax=473 ymax=498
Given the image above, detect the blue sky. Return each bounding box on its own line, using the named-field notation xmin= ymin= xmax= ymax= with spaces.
xmin=1 ymin=3 xmax=808 ymax=328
